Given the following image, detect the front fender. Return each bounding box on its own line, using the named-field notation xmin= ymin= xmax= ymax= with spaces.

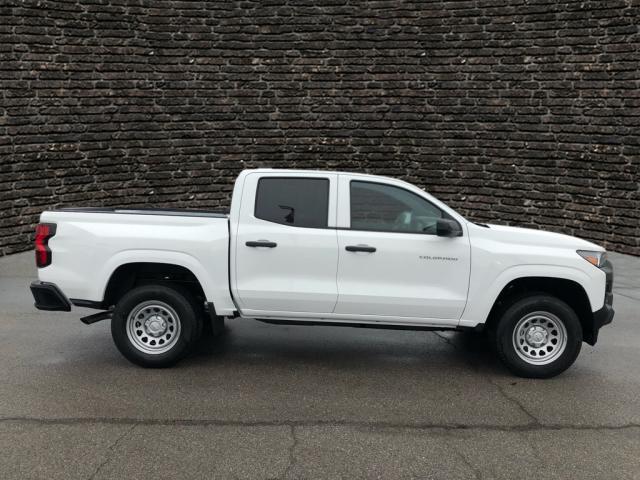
xmin=458 ymin=264 xmax=606 ymax=328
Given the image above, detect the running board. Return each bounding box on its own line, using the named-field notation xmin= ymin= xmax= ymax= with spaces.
xmin=254 ymin=318 xmax=470 ymax=332
xmin=80 ymin=310 xmax=112 ymax=325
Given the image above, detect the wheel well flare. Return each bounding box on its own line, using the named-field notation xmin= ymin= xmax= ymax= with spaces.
xmin=487 ymin=277 xmax=595 ymax=344
xmin=104 ymin=263 xmax=205 ymax=307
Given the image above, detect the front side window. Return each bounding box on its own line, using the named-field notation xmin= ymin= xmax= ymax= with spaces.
xmin=350 ymin=181 xmax=444 ymax=234
xmin=255 ymin=177 xmax=329 ymax=228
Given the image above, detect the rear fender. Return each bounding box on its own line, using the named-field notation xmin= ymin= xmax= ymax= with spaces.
xmin=94 ymin=250 xmax=235 ymax=314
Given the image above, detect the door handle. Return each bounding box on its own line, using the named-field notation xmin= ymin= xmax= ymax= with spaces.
xmin=345 ymin=245 xmax=376 ymax=253
xmin=246 ymin=240 xmax=277 ymax=248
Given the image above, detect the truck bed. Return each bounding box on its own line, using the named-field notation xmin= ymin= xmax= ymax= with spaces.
xmin=38 ymin=207 xmax=235 ymax=314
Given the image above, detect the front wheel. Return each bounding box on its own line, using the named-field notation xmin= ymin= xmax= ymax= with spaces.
xmin=493 ymin=294 xmax=583 ymax=378
xmin=111 ymin=284 xmax=202 ymax=367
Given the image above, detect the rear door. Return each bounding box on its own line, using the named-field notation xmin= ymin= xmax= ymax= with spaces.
xmin=334 ymin=175 xmax=471 ymax=322
xmin=233 ymin=172 xmax=339 ymax=316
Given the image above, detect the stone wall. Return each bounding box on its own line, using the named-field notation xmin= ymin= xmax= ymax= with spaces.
xmin=1 ymin=0 xmax=639 ymax=256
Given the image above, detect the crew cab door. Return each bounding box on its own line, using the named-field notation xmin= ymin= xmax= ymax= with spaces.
xmin=232 ymin=172 xmax=339 ymax=315
xmin=334 ymin=175 xmax=471 ymax=322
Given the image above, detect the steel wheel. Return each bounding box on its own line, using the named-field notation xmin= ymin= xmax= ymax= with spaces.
xmin=126 ymin=300 xmax=182 ymax=355
xmin=512 ymin=311 xmax=567 ymax=365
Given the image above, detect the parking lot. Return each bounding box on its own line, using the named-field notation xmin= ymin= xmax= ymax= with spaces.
xmin=1 ymin=250 xmax=639 ymax=479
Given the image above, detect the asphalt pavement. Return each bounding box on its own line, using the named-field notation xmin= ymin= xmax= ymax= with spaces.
xmin=0 ymin=250 xmax=639 ymax=479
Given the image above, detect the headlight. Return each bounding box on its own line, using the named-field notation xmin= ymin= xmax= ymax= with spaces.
xmin=577 ymin=250 xmax=607 ymax=268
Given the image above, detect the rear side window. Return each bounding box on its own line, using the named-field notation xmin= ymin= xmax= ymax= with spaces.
xmin=255 ymin=177 xmax=330 ymax=228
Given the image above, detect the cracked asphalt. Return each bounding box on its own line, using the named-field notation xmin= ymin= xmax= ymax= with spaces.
xmin=1 ymin=251 xmax=639 ymax=479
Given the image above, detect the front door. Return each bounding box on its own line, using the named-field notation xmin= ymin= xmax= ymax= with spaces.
xmin=233 ymin=172 xmax=339 ymax=315
xmin=335 ymin=177 xmax=471 ymax=321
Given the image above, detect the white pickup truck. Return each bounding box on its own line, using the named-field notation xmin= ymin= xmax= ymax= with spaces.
xmin=30 ymin=169 xmax=614 ymax=378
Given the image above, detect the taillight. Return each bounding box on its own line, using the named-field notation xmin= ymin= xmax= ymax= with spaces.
xmin=35 ymin=223 xmax=56 ymax=268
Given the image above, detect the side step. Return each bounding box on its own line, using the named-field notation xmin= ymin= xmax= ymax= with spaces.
xmin=80 ymin=310 xmax=112 ymax=325
xmin=255 ymin=318 xmax=464 ymax=332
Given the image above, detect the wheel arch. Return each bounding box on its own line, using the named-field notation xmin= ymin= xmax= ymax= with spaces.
xmin=89 ymin=250 xmax=216 ymax=307
xmin=102 ymin=262 xmax=207 ymax=308
xmin=484 ymin=276 xmax=596 ymax=344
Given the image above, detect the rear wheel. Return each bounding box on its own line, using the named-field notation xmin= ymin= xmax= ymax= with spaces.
xmin=492 ymin=294 xmax=582 ymax=378
xmin=111 ymin=284 xmax=202 ymax=367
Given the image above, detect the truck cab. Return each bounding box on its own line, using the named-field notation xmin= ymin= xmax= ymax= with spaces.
xmin=230 ymin=170 xmax=470 ymax=323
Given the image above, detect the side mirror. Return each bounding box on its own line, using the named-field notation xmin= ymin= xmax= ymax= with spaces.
xmin=436 ymin=218 xmax=462 ymax=237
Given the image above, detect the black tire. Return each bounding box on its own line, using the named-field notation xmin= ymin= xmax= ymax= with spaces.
xmin=111 ymin=284 xmax=202 ymax=368
xmin=492 ymin=294 xmax=583 ymax=378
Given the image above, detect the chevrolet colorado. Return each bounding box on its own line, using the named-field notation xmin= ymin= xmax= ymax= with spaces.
xmin=30 ymin=169 xmax=614 ymax=377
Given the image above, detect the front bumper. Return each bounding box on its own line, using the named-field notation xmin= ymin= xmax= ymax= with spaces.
xmin=594 ymin=298 xmax=614 ymax=328
xmin=585 ymin=299 xmax=614 ymax=346
xmin=584 ymin=259 xmax=614 ymax=345
xmin=30 ymin=281 xmax=71 ymax=312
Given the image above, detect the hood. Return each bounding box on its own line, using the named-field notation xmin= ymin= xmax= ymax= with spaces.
xmin=483 ymin=224 xmax=604 ymax=251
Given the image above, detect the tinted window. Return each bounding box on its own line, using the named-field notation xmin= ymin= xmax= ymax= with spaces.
xmin=255 ymin=177 xmax=329 ymax=228
xmin=350 ymin=181 xmax=444 ymax=234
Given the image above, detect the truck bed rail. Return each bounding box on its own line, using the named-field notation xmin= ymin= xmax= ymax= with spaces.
xmin=54 ymin=207 xmax=229 ymax=218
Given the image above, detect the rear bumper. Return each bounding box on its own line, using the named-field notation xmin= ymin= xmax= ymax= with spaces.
xmin=30 ymin=281 xmax=71 ymax=312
